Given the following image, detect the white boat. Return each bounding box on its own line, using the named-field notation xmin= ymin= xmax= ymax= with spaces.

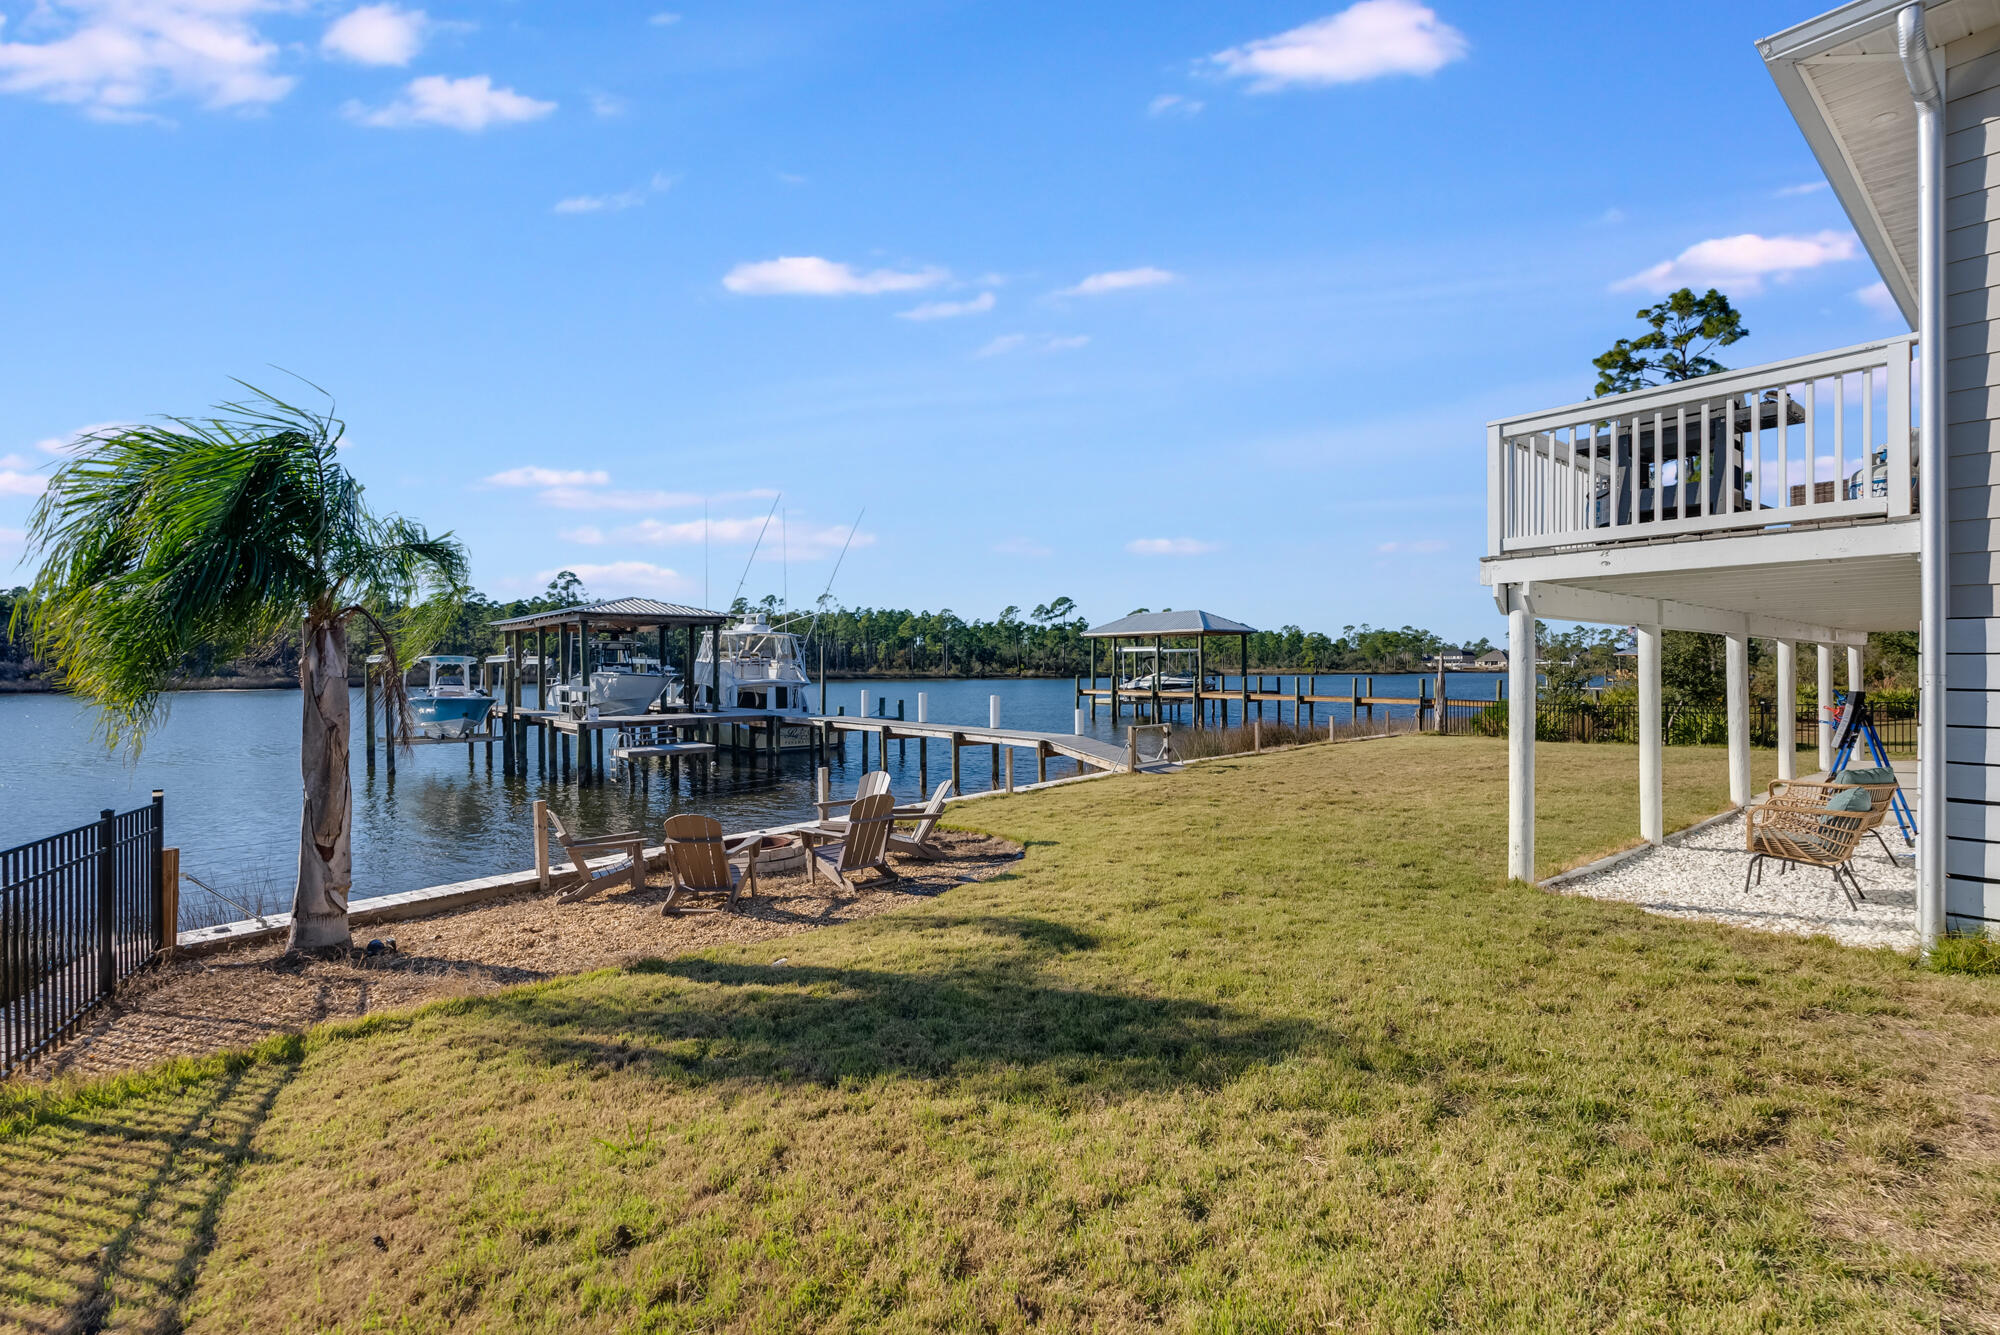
xmin=679 ymin=617 xmax=819 ymax=747
xmin=548 ymin=638 xmax=680 ymax=715
xmin=1118 ymin=646 xmax=1217 ymax=693
xmin=408 ymin=655 xmax=496 ymax=739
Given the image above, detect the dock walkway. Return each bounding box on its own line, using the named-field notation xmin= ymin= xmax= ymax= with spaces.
xmin=813 ymin=715 xmax=1139 ymax=780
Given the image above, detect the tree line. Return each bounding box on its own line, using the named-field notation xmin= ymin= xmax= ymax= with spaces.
xmin=3 ymin=576 xmax=1500 ymax=685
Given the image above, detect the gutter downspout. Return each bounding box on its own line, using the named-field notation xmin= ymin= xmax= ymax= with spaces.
xmin=1900 ymin=3 xmax=1947 ymax=950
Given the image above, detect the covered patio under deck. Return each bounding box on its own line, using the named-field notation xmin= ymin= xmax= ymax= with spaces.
xmin=1481 ymin=332 xmax=1925 ymax=923
xmin=1488 ymin=526 xmax=1918 ymax=881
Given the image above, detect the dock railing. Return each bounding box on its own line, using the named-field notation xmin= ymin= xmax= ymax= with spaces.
xmin=2 ymin=792 xmax=169 ymax=1078
xmin=1489 ymin=334 xmax=1916 ymax=557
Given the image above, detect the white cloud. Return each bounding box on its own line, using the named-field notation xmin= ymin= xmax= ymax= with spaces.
xmin=321 ymin=4 xmax=425 ymax=67
xmin=1775 ymin=181 xmax=1828 ymax=197
xmin=0 ymin=470 xmax=47 ymax=497
xmin=1375 ymin=538 xmax=1447 ymax=553
xmin=1596 ymin=207 xmax=1626 ymax=225
xmin=976 ymin=334 xmax=1027 ymax=358
xmin=1612 ymin=230 xmax=1858 ymax=294
xmin=35 ymin=421 xmax=129 ymax=456
xmin=898 ymin=291 xmax=994 ymax=321
xmin=621 ymin=516 xmax=871 ymax=559
xmin=1857 ymin=280 xmax=1902 ymax=318
xmin=554 ymin=172 xmax=673 ymax=215
xmin=1058 ymin=266 xmax=1175 ymax=297
xmin=1126 ymin=537 xmax=1220 ymax=556
xmin=586 ymin=90 xmax=625 ymax=117
xmin=344 ymin=74 xmax=554 ymax=131
xmin=0 ymin=453 xmax=32 ymax=470
xmin=1210 ymin=0 xmax=1468 ymax=92
xmin=975 ymin=333 xmax=1088 ymax=357
xmin=486 ymin=466 xmax=610 ymax=488
xmin=722 ymin=256 xmax=945 ymax=297
xmin=1148 ymin=92 xmax=1203 ymax=117
xmin=0 ymin=0 xmax=295 ymax=120
xmin=560 ymin=524 xmax=604 ymax=544
xmin=537 ymin=560 xmax=685 ymax=597
xmin=648 ymin=12 xmax=681 ymax=25
xmin=776 ymin=171 xmax=807 ymax=186
xmin=992 ymin=536 xmax=1052 ymax=558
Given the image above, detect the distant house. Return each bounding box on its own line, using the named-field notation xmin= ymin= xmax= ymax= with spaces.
xmin=1424 ymin=646 xmax=1475 ymax=669
xmin=1473 ymin=649 xmax=1508 ymax=670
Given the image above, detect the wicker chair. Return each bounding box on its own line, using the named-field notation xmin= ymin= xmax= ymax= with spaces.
xmin=1744 ymin=800 xmax=1869 ymax=907
xmin=1765 ymin=777 xmax=1905 ymax=862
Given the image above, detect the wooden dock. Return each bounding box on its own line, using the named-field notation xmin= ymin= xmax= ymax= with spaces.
xmin=1075 ymin=673 xmax=1508 ymax=730
xmin=813 ymin=715 xmax=1143 ymax=789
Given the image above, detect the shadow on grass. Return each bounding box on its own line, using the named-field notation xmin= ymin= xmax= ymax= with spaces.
xmin=461 ymin=915 xmax=1332 ymax=1097
xmin=0 ymin=1056 xmax=297 ymax=1334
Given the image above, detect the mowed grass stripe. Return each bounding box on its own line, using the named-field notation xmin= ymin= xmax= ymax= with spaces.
xmin=3 ymin=737 xmax=1996 ymax=1332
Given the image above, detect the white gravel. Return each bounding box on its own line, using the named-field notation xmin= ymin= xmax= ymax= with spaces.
xmin=1556 ymin=811 xmax=1919 ymax=951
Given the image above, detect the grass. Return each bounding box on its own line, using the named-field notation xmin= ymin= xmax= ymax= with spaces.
xmin=1168 ymin=714 xmax=1416 ymax=760
xmin=1931 ymin=930 xmax=2000 ymax=978
xmin=4 ymin=736 xmax=1998 ymax=1332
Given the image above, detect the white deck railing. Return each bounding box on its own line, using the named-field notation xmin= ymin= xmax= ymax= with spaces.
xmin=1487 ymin=334 xmax=1916 ymax=557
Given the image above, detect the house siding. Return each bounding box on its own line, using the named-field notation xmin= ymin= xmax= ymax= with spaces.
xmin=1944 ymin=28 xmax=2000 ymax=925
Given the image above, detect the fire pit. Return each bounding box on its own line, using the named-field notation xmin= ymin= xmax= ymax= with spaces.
xmin=753 ymin=834 xmax=807 ymax=877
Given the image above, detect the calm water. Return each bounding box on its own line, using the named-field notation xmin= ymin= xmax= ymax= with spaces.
xmin=0 ymin=672 xmax=1494 ymax=927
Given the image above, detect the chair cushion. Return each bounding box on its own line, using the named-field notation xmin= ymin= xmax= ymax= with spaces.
xmin=1834 ymin=766 xmax=1896 ymax=786
xmin=1822 ymin=787 xmax=1873 ymax=813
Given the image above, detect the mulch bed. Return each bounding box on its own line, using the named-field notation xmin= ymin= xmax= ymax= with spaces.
xmin=32 ymin=830 xmax=1021 ymax=1082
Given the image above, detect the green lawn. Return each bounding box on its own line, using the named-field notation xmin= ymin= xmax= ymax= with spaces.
xmin=5 ymin=736 xmax=1998 ymax=1332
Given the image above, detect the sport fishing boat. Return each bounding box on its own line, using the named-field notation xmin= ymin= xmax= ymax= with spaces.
xmin=548 ymin=638 xmax=681 ymax=715
xmin=408 ymin=656 xmax=497 ymax=739
xmin=679 ymin=616 xmax=819 ymax=748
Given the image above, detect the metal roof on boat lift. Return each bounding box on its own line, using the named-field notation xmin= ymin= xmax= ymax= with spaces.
xmin=487 ymin=598 xmax=731 ymax=631
xmin=1082 ymin=610 xmax=1259 ymax=638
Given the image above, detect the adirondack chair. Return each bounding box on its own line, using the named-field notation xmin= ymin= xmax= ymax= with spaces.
xmin=1743 ymin=798 xmax=1869 ymax=908
xmin=815 ymin=769 xmax=891 ymax=822
xmin=886 ymin=780 xmax=953 ymax=861
xmin=808 ymin=791 xmax=898 ymax=893
xmin=538 ymin=801 xmax=648 ymax=904
xmin=659 ymin=813 xmax=761 ymax=913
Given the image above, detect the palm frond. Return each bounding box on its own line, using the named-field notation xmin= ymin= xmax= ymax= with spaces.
xmin=17 ymin=383 xmax=470 ymax=753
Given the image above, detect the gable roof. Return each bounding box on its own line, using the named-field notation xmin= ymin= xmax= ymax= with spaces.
xmin=1082 ymin=610 xmax=1258 ymax=638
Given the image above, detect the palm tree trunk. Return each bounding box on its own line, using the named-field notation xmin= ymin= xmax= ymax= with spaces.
xmin=290 ymin=615 xmax=353 ymax=952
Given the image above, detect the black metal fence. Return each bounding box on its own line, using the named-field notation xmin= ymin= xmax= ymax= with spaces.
xmin=1438 ymin=698 xmax=1918 ymax=753
xmin=2 ymin=792 xmax=167 ymax=1078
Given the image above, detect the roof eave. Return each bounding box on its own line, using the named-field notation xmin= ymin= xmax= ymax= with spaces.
xmin=1758 ymin=0 xmax=1920 ymax=328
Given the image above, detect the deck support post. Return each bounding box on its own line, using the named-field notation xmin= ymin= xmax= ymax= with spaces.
xmin=1727 ymin=631 xmax=1751 ymax=809
xmin=1847 ymin=644 xmax=1864 ymax=697
xmin=1507 ymin=586 xmax=1537 ymax=877
xmin=1775 ymin=638 xmax=1797 ymax=782
xmin=1637 ymin=619 xmax=1663 ymax=846
xmin=950 ymin=732 xmax=963 ymax=796
xmin=1817 ymin=643 xmax=1835 ymax=772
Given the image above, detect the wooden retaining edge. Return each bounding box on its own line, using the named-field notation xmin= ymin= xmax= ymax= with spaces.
xmin=1537 ymin=804 xmax=1747 ymax=892
xmin=174 ymin=728 xmax=1421 ymax=956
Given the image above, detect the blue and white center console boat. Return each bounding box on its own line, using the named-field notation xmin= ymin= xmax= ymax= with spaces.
xmin=408 ymin=655 xmax=496 ymax=739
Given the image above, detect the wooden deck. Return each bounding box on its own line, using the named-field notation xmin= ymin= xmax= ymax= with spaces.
xmin=813 ymin=716 xmax=1135 ymax=775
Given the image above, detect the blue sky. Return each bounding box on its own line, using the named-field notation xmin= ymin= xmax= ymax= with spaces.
xmin=0 ymin=0 xmax=1909 ymax=641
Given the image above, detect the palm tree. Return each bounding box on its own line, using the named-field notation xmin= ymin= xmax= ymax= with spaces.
xmin=15 ymin=385 xmax=468 ymax=953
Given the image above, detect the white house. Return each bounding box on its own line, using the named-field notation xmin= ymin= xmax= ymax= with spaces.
xmin=1479 ymin=0 xmax=2000 ymax=946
